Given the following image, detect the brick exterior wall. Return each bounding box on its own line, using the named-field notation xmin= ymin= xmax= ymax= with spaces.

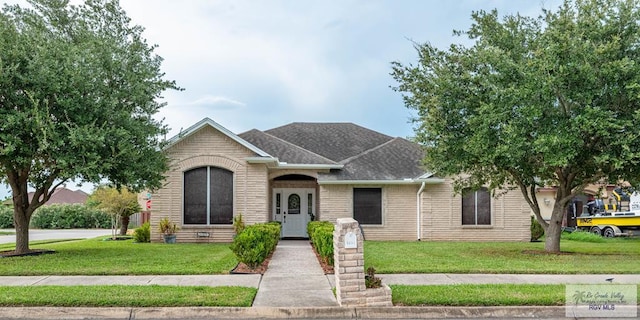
xmin=151 ymin=126 xmax=269 ymax=243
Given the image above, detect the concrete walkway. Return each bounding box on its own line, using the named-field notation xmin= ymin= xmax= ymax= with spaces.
xmin=251 ymin=240 xmax=338 ymax=307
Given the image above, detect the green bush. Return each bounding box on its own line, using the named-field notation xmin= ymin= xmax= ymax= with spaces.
xmin=530 ymin=216 xmax=544 ymax=241
xmin=561 ymin=229 xmax=606 ymax=243
xmin=230 ymin=222 xmax=281 ymax=269
xmin=0 ymin=205 xmax=14 ymax=228
xmin=308 ymin=221 xmax=334 ymax=265
xmin=307 ymin=221 xmax=333 ymax=242
xmin=30 ymin=204 xmax=111 ymax=229
xmin=133 ymin=222 xmax=151 ymax=243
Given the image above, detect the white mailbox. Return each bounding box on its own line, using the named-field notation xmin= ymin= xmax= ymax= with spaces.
xmin=344 ymin=231 xmax=357 ymax=249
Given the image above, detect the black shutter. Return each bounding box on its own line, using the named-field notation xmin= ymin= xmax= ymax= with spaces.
xmin=353 ymin=188 xmax=382 ymax=225
xmin=210 ymin=167 xmax=233 ymax=224
xmin=461 ymin=188 xmax=475 ymax=225
xmin=184 ymin=167 xmax=207 ymax=224
xmin=477 ymin=188 xmax=491 ymax=225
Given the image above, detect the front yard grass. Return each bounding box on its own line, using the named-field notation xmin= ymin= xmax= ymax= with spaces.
xmin=0 ymin=238 xmax=237 ymax=275
xmin=0 ymin=286 xmax=256 ymax=307
xmin=365 ymin=238 xmax=640 ymax=274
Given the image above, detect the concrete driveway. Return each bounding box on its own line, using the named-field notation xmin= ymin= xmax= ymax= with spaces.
xmin=0 ymin=229 xmax=112 ymax=244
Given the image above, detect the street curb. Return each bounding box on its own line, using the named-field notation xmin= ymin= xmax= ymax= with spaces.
xmin=0 ymin=306 xmax=570 ymax=319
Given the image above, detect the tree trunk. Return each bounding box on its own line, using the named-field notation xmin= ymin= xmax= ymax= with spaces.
xmin=120 ymin=215 xmax=130 ymax=236
xmin=13 ymin=207 xmax=30 ymax=254
xmin=545 ymin=203 xmax=565 ymax=253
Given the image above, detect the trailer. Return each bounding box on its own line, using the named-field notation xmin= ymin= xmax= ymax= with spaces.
xmin=576 ymin=211 xmax=640 ymax=237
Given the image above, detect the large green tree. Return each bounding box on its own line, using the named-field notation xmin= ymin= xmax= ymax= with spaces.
xmin=392 ymin=0 xmax=640 ymax=252
xmin=0 ymin=0 xmax=179 ymax=254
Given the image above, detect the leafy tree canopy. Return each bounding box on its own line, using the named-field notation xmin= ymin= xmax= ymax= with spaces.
xmin=392 ymin=0 xmax=640 ymax=252
xmin=0 ymin=0 xmax=179 ymax=253
xmin=88 ymin=185 xmax=140 ymax=236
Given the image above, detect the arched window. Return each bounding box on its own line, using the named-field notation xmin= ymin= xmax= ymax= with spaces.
xmin=462 ymin=187 xmax=491 ymax=225
xmin=184 ymin=166 xmax=233 ymax=225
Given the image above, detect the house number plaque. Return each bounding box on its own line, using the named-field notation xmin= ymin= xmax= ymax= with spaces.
xmin=344 ymin=231 xmax=357 ymax=249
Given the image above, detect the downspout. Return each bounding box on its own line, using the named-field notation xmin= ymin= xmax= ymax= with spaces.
xmin=416 ymin=181 xmax=426 ymax=241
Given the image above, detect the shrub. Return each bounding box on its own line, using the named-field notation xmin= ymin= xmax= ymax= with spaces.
xmin=307 ymin=221 xmax=333 ymax=242
xmin=561 ymin=229 xmax=606 ymax=243
xmin=365 ymin=267 xmax=382 ymax=288
xmin=530 ymin=216 xmax=544 ymax=241
xmin=133 ymin=222 xmax=151 ymax=243
xmin=233 ymin=214 xmax=245 ymax=235
xmin=30 ymin=204 xmax=111 ymax=229
xmin=308 ymin=221 xmax=334 ymax=265
xmin=230 ymin=222 xmax=281 ymax=269
xmin=0 ymin=205 xmax=14 ymax=228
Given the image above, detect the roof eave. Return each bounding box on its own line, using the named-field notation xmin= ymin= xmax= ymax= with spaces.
xmin=317 ymin=178 xmax=444 ymax=185
xmin=276 ymin=163 xmax=344 ymax=170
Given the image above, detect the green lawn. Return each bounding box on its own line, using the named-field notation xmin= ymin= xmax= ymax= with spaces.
xmin=392 ymin=284 xmax=640 ymax=306
xmin=0 ymin=231 xmax=14 ymax=236
xmin=0 ymin=286 xmax=256 ymax=307
xmin=365 ymin=238 xmax=640 ymax=274
xmin=0 ymin=238 xmax=237 ymax=275
xmin=392 ymin=284 xmax=564 ymax=306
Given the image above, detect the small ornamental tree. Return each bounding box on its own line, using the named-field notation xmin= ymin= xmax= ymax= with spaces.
xmin=0 ymin=0 xmax=179 ymax=254
xmin=392 ymin=0 xmax=640 ymax=252
xmin=88 ymin=186 xmax=141 ymax=237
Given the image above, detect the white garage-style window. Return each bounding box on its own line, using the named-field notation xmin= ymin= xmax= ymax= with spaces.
xmin=462 ymin=187 xmax=491 ymax=225
xmin=183 ymin=166 xmax=234 ymax=225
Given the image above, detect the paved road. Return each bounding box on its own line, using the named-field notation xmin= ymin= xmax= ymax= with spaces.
xmin=0 ymin=229 xmax=112 ymax=244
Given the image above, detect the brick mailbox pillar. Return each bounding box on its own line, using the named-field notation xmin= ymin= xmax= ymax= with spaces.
xmin=333 ymin=218 xmax=392 ymax=307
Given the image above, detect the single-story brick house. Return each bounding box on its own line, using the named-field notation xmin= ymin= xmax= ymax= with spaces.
xmin=150 ymin=117 xmax=531 ymax=242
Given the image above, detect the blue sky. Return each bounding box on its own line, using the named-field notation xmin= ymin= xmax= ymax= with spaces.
xmin=1 ymin=0 xmax=562 ymax=199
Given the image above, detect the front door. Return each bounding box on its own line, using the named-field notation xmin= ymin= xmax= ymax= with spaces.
xmin=273 ymin=188 xmax=314 ymax=238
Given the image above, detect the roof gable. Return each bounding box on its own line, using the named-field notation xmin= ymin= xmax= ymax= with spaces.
xmin=165 ymin=118 xmax=271 ymax=157
xmin=265 ymin=122 xmax=393 ymax=162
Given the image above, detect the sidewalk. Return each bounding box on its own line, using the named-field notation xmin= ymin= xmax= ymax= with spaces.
xmin=251 ymin=240 xmax=338 ymax=307
xmin=2 ymin=273 xmax=639 ymax=287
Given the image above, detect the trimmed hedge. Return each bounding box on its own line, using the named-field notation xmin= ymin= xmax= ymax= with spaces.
xmin=0 ymin=205 xmax=13 ymax=228
xmin=30 ymin=204 xmax=111 ymax=229
xmin=307 ymin=221 xmax=334 ymax=265
xmin=230 ymin=222 xmax=281 ymax=269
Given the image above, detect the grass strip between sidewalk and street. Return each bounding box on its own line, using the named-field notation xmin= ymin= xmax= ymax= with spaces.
xmin=0 ymin=285 xmax=256 ymax=307
xmin=391 ymin=284 xmax=640 ymax=306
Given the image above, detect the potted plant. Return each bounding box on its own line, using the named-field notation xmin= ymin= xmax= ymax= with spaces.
xmin=159 ymin=217 xmax=179 ymax=244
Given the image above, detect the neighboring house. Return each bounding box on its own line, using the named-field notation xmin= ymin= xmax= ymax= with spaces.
xmin=151 ymin=117 xmax=531 ymax=243
xmin=28 ymin=187 xmax=88 ymax=205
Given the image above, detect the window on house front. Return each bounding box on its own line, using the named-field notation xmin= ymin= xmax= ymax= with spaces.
xmin=462 ymin=187 xmax=491 ymax=225
xmin=184 ymin=166 xmax=234 ymax=225
xmin=353 ymin=188 xmax=382 ymax=225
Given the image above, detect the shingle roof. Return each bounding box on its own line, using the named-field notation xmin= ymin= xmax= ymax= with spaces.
xmin=238 ymin=129 xmax=337 ymax=165
xmin=265 ymin=123 xmax=394 ymax=163
xmin=28 ymin=187 xmax=88 ymax=205
xmin=318 ymin=138 xmax=426 ymax=181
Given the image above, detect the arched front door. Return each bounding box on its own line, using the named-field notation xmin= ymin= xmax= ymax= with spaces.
xmin=273 ymin=188 xmax=314 ymax=238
